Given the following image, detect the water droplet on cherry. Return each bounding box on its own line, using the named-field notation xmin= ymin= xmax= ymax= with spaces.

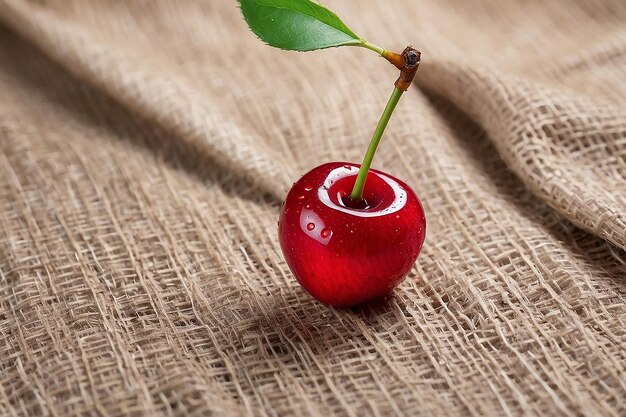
xmin=297 ymin=195 xmax=305 ymax=200
xmin=305 ymin=203 xmax=311 ymax=209
xmin=307 ymin=223 xmax=315 ymax=231
xmin=303 ymin=185 xmax=313 ymax=191
xmin=321 ymin=227 xmax=332 ymax=238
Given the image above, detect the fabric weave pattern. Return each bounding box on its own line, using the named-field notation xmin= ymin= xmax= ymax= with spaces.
xmin=0 ymin=1 xmax=624 ymax=416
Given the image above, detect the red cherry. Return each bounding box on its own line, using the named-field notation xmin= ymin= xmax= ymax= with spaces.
xmin=278 ymin=162 xmax=426 ymax=307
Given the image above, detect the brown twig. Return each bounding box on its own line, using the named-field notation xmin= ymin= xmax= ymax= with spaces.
xmin=382 ymin=46 xmax=421 ymax=91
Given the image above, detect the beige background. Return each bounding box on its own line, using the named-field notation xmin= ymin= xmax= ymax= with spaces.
xmin=0 ymin=0 xmax=625 ymax=415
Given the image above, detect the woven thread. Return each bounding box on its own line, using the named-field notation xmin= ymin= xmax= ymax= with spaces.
xmin=0 ymin=0 xmax=624 ymax=415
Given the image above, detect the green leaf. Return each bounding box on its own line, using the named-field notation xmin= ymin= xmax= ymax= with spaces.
xmin=238 ymin=0 xmax=364 ymax=51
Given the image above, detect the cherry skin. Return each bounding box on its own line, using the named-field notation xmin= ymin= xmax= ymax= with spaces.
xmin=278 ymin=162 xmax=426 ymax=307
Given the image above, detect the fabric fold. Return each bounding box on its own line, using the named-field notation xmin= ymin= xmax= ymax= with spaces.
xmin=0 ymin=0 xmax=296 ymax=201
xmin=418 ymin=60 xmax=626 ymax=250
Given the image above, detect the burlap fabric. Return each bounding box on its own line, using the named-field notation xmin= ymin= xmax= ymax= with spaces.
xmin=0 ymin=0 xmax=625 ymax=415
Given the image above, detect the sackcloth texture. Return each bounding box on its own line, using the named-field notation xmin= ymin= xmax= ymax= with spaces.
xmin=0 ymin=0 xmax=625 ymax=416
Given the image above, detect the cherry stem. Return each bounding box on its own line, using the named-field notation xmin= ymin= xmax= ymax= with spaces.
xmin=350 ymin=86 xmax=404 ymax=201
xmin=350 ymin=46 xmax=421 ymax=202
